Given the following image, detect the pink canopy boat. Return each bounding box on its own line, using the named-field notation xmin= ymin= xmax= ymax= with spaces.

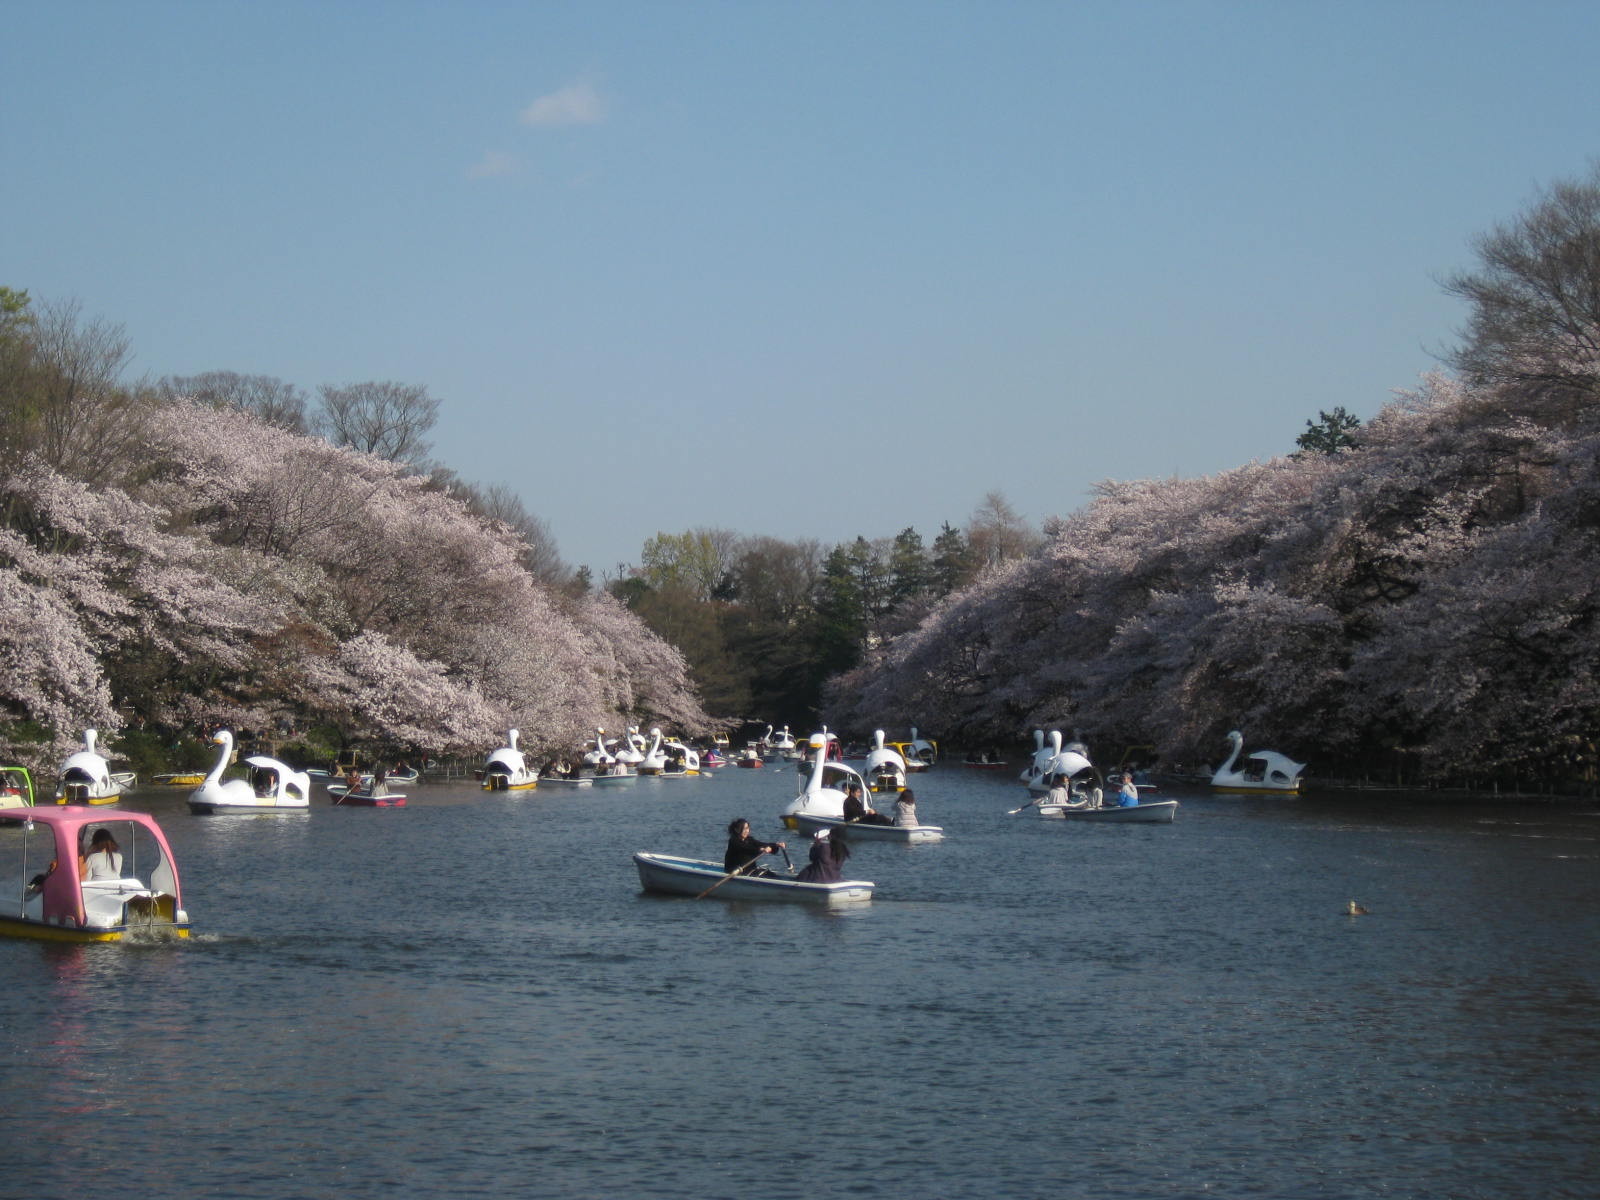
xmin=0 ymin=806 xmax=192 ymax=942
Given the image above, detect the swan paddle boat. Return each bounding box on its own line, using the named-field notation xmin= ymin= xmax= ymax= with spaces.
xmin=189 ymin=730 xmax=312 ymax=814
xmin=1020 ymin=730 xmax=1062 ymax=792
xmin=632 ymin=852 xmax=874 ymax=905
xmin=583 ymin=728 xmax=620 ymax=773
xmin=790 ymin=812 xmax=944 ymax=844
xmin=1 ymin=766 xmax=36 ymax=809
xmin=54 ymin=729 xmax=134 ymax=805
xmin=481 ymin=729 xmax=539 ymax=791
xmin=0 ymin=807 xmax=191 ymax=941
xmin=782 ymin=731 xmax=870 ymax=829
xmin=612 ymin=727 xmax=647 ymax=774
xmin=637 ymin=728 xmax=667 ymax=775
xmin=863 ymin=730 xmax=908 ymax=794
xmin=660 ymin=738 xmax=702 ymax=777
xmin=770 ymin=726 xmax=799 ymax=759
xmin=888 ymin=727 xmax=938 ymax=770
xmin=1210 ymin=731 xmax=1305 ymax=795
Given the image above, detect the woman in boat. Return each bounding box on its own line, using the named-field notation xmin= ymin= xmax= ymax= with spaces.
xmin=1045 ymin=773 xmax=1083 ymax=810
xmin=892 ymin=788 xmax=920 ymax=827
xmin=80 ymin=828 xmax=123 ymax=880
xmin=795 ymin=827 xmax=849 ymax=883
xmin=723 ymin=818 xmax=786 ymax=878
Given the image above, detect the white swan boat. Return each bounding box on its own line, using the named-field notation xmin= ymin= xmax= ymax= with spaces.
xmin=54 ymin=729 xmax=134 ymax=805
xmin=863 ymin=730 xmax=907 ymax=794
xmin=1210 ymin=731 xmax=1305 ymax=795
xmin=637 ymin=728 xmax=667 ymax=775
xmin=481 ymin=728 xmax=539 ymax=791
xmin=583 ymin=728 xmax=620 ymax=772
xmin=612 ymin=727 xmax=646 ymax=774
xmin=189 ymin=730 xmax=312 ymax=814
xmin=632 ymin=852 xmax=874 ymax=905
xmin=782 ymin=731 xmax=870 ymax=829
xmin=660 ymin=737 xmax=702 ymax=777
xmin=790 ymin=812 xmax=944 ymax=844
xmin=888 ymin=726 xmax=938 ymax=770
xmin=1020 ymin=730 xmax=1061 ymax=792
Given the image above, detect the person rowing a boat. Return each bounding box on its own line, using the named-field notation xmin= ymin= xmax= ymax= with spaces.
xmin=723 ymin=818 xmax=787 ymax=878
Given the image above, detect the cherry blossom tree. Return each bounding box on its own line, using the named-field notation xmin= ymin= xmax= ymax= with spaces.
xmin=833 ymin=364 xmax=1600 ymax=786
xmin=0 ymin=396 xmax=707 ymax=766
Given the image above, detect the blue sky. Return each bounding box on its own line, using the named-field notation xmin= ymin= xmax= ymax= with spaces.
xmin=6 ymin=1 xmax=1597 ymax=575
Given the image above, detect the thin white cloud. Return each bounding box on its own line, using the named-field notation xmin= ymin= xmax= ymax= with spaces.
xmin=468 ymin=150 xmax=517 ymax=179
xmin=520 ymin=82 xmax=605 ymax=128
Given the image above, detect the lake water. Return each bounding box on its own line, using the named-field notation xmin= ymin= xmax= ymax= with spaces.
xmin=1 ymin=764 xmax=1596 ymax=1199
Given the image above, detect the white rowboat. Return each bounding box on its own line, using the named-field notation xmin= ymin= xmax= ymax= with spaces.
xmin=632 ymin=853 xmax=874 ymax=905
xmin=1035 ymin=800 xmax=1179 ymax=823
xmin=790 ymin=813 xmax=944 ymax=844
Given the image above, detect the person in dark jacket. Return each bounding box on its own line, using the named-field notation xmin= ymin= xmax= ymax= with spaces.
xmin=795 ymin=827 xmax=849 ymax=883
xmin=723 ymin=818 xmax=786 ymax=877
xmin=841 ymin=782 xmax=892 ymax=825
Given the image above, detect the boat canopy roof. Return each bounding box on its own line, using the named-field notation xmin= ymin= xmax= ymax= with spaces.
xmin=244 ymin=755 xmax=295 ymax=772
xmin=0 ymin=805 xmax=184 ymax=927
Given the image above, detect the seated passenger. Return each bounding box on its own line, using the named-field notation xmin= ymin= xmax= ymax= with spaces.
xmin=841 ymin=783 xmax=893 ymax=825
xmin=1117 ymin=774 xmax=1140 ymax=806
xmin=795 ymin=827 xmax=849 ymax=883
xmin=892 ymin=788 xmax=921 ymax=827
xmin=80 ymin=828 xmax=123 ymax=881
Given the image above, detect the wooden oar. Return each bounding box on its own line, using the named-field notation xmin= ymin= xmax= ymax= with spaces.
xmin=1006 ymin=797 xmax=1041 ymax=815
xmin=697 ymin=850 xmax=780 ymax=898
xmin=695 ymin=867 xmax=749 ymax=899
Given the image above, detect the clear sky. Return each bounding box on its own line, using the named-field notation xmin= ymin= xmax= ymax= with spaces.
xmin=6 ymin=1 xmax=1596 ymax=576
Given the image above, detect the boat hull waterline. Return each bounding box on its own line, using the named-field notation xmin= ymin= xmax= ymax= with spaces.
xmin=1035 ymin=800 xmax=1179 ymax=823
xmin=790 ymin=813 xmax=945 ymax=844
xmin=633 ymin=853 xmax=873 ymax=905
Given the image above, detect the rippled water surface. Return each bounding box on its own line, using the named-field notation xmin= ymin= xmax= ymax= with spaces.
xmin=2 ymin=766 xmax=1596 ymax=1199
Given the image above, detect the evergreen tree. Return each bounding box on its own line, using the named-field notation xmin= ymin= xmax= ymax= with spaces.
xmin=931 ymin=521 xmax=975 ymax=595
xmin=888 ymin=526 xmax=932 ymax=605
xmin=1295 ymin=406 xmax=1362 ymax=455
